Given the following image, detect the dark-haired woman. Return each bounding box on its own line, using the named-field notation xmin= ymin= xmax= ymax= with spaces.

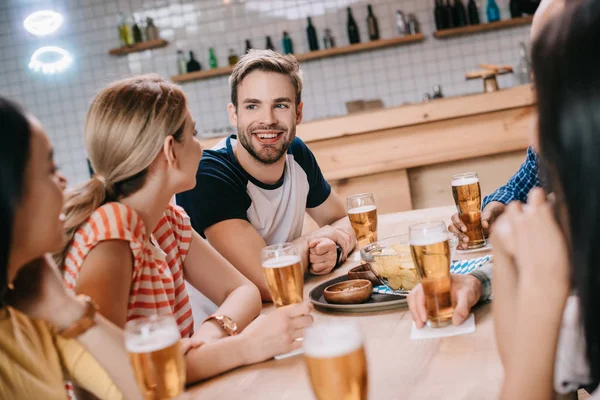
xmin=0 ymin=97 xmax=142 ymax=399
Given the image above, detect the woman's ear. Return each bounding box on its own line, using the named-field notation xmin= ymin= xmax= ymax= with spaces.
xmin=163 ymin=135 xmax=177 ymax=167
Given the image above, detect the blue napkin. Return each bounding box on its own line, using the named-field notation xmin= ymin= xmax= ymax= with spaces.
xmin=373 ymin=255 xmax=492 ymax=295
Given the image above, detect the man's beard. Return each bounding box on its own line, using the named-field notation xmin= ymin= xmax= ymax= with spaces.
xmin=237 ymin=124 xmax=295 ymax=165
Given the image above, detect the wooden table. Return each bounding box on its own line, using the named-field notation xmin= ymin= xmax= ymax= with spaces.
xmin=187 ymin=206 xmax=502 ymax=399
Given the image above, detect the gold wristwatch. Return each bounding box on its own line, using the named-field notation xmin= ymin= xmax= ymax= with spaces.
xmin=59 ymin=295 xmax=99 ymax=339
xmin=203 ymin=315 xmax=238 ymax=336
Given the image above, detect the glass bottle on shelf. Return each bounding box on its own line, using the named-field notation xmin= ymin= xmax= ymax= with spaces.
xmin=209 ymin=48 xmax=217 ymax=68
xmin=228 ymin=49 xmax=239 ymax=66
xmin=266 ymin=36 xmax=275 ymax=51
xmin=453 ymin=0 xmax=468 ymax=27
xmin=282 ymin=31 xmax=294 ymax=54
xmin=245 ymin=39 xmax=252 ymax=53
xmin=515 ymin=42 xmax=532 ymax=84
xmin=396 ymin=10 xmax=408 ymax=35
xmin=510 ymin=0 xmax=522 ymax=18
xmin=366 ymin=4 xmax=379 ymax=40
xmin=117 ymin=12 xmax=133 ymax=46
xmin=145 ymin=17 xmax=159 ymax=41
xmin=347 ymin=7 xmax=360 ymax=44
xmin=307 ymin=17 xmax=319 ymax=51
xmin=467 ymin=0 xmax=480 ymax=25
xmin=187 ymin=51 xmax=201 ymax=73
xmin=323 ymin=29 xmax=335 ymax=49
xmin=444 ymin=0 xmax=455 ymax=29
xmin=434 ymin=0 xmax=445 ymax=30
xmin=176 ymin=50 xmax=187 ymax=75
xmin=486 ymin=0 xmax=501 ymax=22
xmin=132 ymin=17 xmax=143 ymax=44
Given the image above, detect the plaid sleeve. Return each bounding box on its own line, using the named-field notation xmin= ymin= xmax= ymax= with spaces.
xmin=482 ymin=147 xmax=540 ymax=208
xmin=470 ymin=261 xmax=492 ymax=302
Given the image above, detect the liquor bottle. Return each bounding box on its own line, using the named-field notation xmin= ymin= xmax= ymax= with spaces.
xmin=145 ymin=17 xmax=159 ymax=41
xmin=176 ymin=50 xmax=187 ymax=75
xmin=453 ymin=0 xmax=468 ymax=27
xmin=209 ymin=48 xmax=217 ymax=68
xmin=487 ymin=0 xmax=501 ymax=22
xmin=434 ymin=0 xmax=445 ymax=30
xmin=366 ymin=4 xmax=379 ymax=40
xmin=132 ymin=18 xmax=143 ymax=44
xmin=432 ymin=85 xmax=444 ymax=99
xmin=510 ymin=0 xmax=522 ymax=18
xmin=515 ymin=42 xmax=532 ymax=84
xmin=407 ymin=14 xmax=420 ymax=34
xmin=444 ymin=0 xmax=455 ymax=28
xmin=282 ymin=31 xmax=294 ymax=54
xmin=347 ymin=7 xmax=360 ymax=44
xmin=117 ymin=12 xmax=133 ymax=46
xmin=228 ymin=49 xmax=239 ymax=66
xmin=187 ymin=51 xmax=201 ymax=73
xmin=245 ymin=39 xmax=252 ymax=53
xmin=467 ymin=0 xmax=480 ymax=25
xmin=323 ymin=29 xmax=334 ymax=49
xmin=396 ymin=10 xmax=408 ymax=35
xmin=307 ymin=17 xmax=319 ymax=51
xmin=266 ymin=36 xmax=275 ymax=51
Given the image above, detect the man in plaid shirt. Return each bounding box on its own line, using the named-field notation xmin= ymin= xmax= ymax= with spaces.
xmin=409 ymin=146 xmax=541 ymax=328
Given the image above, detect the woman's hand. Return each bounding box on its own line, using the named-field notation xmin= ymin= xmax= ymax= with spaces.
xmin=240 ymin=303 xmax=314 ymax=364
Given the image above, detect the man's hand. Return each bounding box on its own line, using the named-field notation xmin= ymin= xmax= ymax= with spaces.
xmin=307 ymin=225 xmax=353 ymax=261
xmin=449 ymin=201 xmax=507 ymax=249
xmin=308 ymin=238 xmax=338 ymax=275
xmin=407 ymin=274 xmax=483 ymax=328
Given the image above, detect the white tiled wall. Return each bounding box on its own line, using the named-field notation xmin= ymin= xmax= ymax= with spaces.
xmin=0 ymin=0 xmax=531 ymax=184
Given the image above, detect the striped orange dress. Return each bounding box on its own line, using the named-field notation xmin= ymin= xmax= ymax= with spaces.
xmin=62 ymin=202 xmax=194 ymax=338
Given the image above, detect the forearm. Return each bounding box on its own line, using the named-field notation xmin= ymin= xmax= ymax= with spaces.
xmin=185 ymin=334 xmax=251 ymax=383
xmin=490 ymin=251 xmax=518 ymax=367
xmin=501 ymin=282 xmax=568 ymax=400
xmin=73 ymin=308 xmax=142 ymax=400
xmin=194 ymin=284 xmax=261 ymax=342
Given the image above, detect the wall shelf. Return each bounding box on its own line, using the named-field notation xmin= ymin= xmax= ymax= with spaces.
xmin=171 ymin=34 xmax=425 ymax=84
xmin=433 ymin=16 xmax=533 ymax=39
xmin=109 ymin=39 xmax=169 ymax=56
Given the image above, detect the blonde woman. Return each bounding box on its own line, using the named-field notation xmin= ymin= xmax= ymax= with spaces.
xmin=56 ymin=75 xmax=313 ymax=382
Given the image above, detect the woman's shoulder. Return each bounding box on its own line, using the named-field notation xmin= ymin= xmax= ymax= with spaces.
xmin=78 ymin=202 xmax=147 ymax=243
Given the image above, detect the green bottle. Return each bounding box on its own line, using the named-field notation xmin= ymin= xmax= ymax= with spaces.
xmin=209 ymin=48 xmax=217 ymax=69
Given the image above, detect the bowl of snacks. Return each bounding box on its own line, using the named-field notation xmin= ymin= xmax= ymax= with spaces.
xmin=348 ymin=264 xmax=381 ymax=286
xmin=323 ymin=279 xmax=373 ymax=304
xmin=360 ymin=234 xmax=419 ymax=294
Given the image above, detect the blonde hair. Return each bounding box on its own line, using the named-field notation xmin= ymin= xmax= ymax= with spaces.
xmin=229 ymin=49 xmax=303 ymax=107
xmin=55 ymin=74 xmax=188 ymax=266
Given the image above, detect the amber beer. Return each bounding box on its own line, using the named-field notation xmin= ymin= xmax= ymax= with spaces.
xmin=304 ymin=324 xmax=368 ymax=400
xmin=452 ymin=172 xmax=486 ymax=249
xmin=348 ymin=205 xmax=378 ymax=249
xmin=347 ymin=193 xmax=378 ymax=249
xmin=262 ymin=255 xmax=304 ymax=307
xmin=409 ymin=222 xmax=453 ymax=328
xmin=125 ymin=316 xmax=186 ymax=400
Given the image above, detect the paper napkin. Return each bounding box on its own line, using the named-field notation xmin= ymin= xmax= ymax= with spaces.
xmin=410 ymin=313 xmax=475 ymax=340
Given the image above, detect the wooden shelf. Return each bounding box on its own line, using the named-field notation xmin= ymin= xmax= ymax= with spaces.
xmin=171 ymin=34 xmax=425 ymax=84
xmin=433 ymin=16 xmax=533 ymax=39
xmin=109 ymin=39 xmax=169 ymax=56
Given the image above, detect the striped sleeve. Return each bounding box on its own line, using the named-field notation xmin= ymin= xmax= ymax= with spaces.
xmin=157 ymin=203 xmax=193 ymax=262
xmin=63 ymin=203 xmax=146 ymax=289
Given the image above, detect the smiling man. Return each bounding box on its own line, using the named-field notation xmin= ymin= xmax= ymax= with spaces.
xmin=177 ymin=50 xmax=355 ymax=300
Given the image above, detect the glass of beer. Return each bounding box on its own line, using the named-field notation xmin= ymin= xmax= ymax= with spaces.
xmin=347 ymin=193 xmax=378 ymax=250
xmin=304 ymin=322 xmax=368 ymax=400
xmin=409 ymin=221 xmax=453 ymax=328
xmin=451 ymin=172 xmax=486 ymax=249
xmin=125 ymin=315 xmax=186 ymax=400
xmin=262 ymin=243 xmax=304 ymax=307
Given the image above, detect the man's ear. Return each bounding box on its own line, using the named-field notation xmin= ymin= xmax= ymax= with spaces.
xmin=228 ymin=103 xmax=238 ymax=127
xmin=296 ymin=101 xmax=303 ymax=125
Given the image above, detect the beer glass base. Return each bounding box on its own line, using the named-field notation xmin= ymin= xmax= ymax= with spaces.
xmin=427 ymin=318 xmax=452 ymax=329
xmin=466 ymin=241 xmax=486 ymax=250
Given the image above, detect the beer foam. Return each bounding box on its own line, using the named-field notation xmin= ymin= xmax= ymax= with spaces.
xmin=262 ymin=255 xmax=301 ymax=268
xmin=451 ymin=176 xmax=479 ymax=186
xmin=348 ymin=205 xmax=377 ymax=214
xmin=304 ymin=324 xmax=363 ymax=358
xmin=125 ymin=326 xmax=180 ymax=353
xmin=409 ymin=234 xmax=449 ymax=247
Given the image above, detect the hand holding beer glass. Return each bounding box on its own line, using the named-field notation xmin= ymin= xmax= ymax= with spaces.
xmin=125 ymin=315 xmax=186 ymax=400
xmin=304 ymin=323 xmax=368 ymax=400
xmin=409 ymin=222 xmax=453 ymax=328
xmin=451 ymin=172 xmax=486 ymax=249
xmin=347 ymin=193 xmax=378 ymax=249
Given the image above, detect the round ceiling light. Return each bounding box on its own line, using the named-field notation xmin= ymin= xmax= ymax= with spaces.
xmin=28 ymin=46 xmax=73 ymax=74
xmin=24 ymin=10 xmax=64 ymax=36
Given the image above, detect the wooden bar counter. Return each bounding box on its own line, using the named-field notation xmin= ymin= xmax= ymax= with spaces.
xmin=200 ymin=84 xmax=536 ymax=215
